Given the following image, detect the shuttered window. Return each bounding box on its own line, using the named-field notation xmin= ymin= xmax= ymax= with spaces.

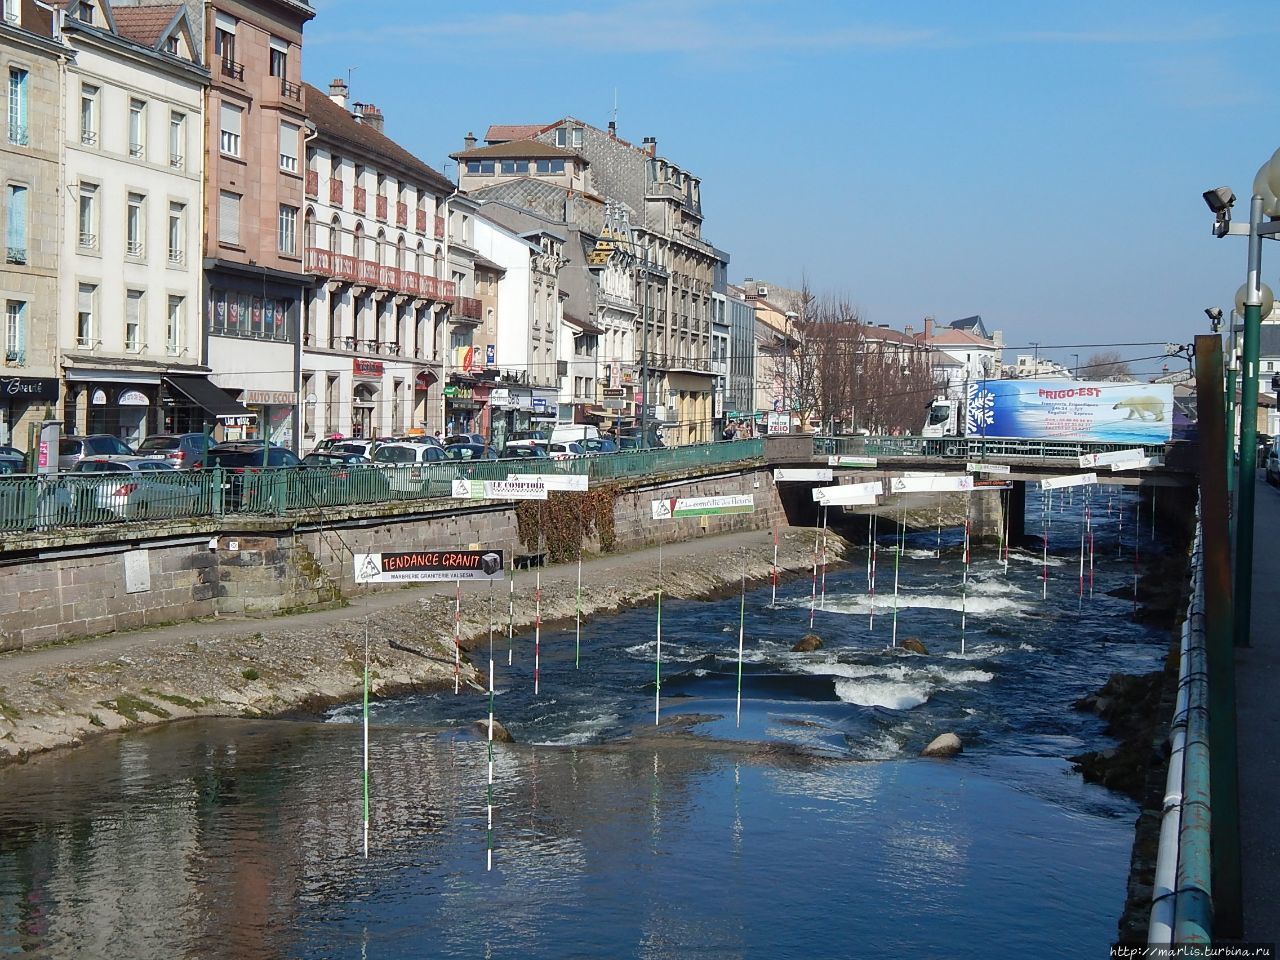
xmin=219 ymin=101 xmax=241 ymax=156
xmin=218 ymin=190 xmax=240 ymax=246
xmin=279 ymin=121 xmax=298 ymax=172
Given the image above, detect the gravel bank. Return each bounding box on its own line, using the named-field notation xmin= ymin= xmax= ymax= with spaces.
xmin=0 ymin=527 xmax=845 ymax=765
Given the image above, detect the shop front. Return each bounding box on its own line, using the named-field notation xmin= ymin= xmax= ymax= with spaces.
xmin=241 ymin=390 xmax=298 ymax=447
xmin=0 ymin=377 xmax=59 ymax=450
xmin=159 ymin=375 xmax=255 ymax=440
xmin=352 ymin=359 xmax=383 ymax=439
xmin=444 ymin=381 xmax=485 ymax=437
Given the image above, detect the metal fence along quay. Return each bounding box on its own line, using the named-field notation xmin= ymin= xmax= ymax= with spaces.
xmin=0 ymin=435 xmax=1177 ymax=534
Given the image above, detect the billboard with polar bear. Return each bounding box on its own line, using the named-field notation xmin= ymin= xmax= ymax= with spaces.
xmin=964 ymin=380 xmax=1174 ymax=444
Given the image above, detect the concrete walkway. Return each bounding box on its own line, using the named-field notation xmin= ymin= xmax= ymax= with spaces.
xmin=1240 ymin=474 xmax=1280 ymax=942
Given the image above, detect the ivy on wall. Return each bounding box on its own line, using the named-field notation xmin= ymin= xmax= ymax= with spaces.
xmin=515 ymin=487 xmax=618 ymax=562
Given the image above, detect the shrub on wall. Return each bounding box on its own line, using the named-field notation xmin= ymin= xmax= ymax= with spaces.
xmin=515 ymin=486 xmax=618 ymax=562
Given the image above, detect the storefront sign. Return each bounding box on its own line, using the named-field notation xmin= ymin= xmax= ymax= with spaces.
xmin=767 ymin=412 xmax=789 ymax=434
xmin=354 ymin=549 xmax=505 ymax=584
xmin=353 ymin=359 xmax=384 ymax=378
xmin=827 ymin=455 xmax=878 ymax=468
xmin=243 ymin=390 xmax=298 ymax=405
xmin=486 ymin=344 xmax=495 ymax=366
xmin=602 ymin=387 xmax=626 ymax=399
xmin=91 ymin=389 xmax=108 ymax=405
xmin=651 ymin=495 xmax=755 ymax=520
xmin=119 ymin=389 xmax=150 ymax=406
xmin=452 ymin=478 xmax=548 ymax=501
xmin=532 ymin=398 xmax=547 ymax=412
xmin=0 ymin=377 xmax=58 ymax=401
xmin=219 ymin=415 xmax=256 ymax=426
xmin=506 ymin=473 xmax=589 ymax=492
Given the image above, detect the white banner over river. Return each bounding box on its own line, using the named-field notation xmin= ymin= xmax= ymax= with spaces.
xmin=650 ymin=494 xmax=755 ymax=520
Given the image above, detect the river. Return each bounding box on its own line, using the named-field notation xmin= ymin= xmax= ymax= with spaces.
xmin=0 ymin=485 xmax=1169 ymax=959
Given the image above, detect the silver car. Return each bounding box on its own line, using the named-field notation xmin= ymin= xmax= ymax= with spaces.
xmin=71 ymin=456 xmax=205 ymax=521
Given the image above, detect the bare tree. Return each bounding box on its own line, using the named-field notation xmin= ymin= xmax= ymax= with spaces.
xmin=1083 ymin=350 xmax=1134 ymax=381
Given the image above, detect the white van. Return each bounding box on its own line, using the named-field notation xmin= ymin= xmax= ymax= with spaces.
xmin=550 ymin=424 xmax=599 ymax=445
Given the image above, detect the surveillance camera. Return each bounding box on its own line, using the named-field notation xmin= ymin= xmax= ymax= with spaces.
xmin=1205 ymin=307 xmax=1223 ymax=322
xmin=1203 ymin=186 xmax=1236 ymax=214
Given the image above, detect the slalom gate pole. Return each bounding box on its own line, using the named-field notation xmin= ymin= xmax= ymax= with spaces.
xmin=453 ymin=578 xmax=462 ymax=694
xmin=486 ymin=577 xmax=495 ymax=871
xmin=655 ymin=542 xmax=664 ymax=725
xmin=736 ymin=552 xmax=746 ymax=728
xmin=363 ymin=620 xmax=370 ymax=860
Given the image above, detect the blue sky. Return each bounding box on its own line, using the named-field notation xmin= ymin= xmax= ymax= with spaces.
xmin=305 ymin=0 xmax=1280 ymax=373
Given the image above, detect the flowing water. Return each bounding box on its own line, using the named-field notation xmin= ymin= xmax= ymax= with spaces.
xmin=0 ymin=486 xmax=1169 ymax=959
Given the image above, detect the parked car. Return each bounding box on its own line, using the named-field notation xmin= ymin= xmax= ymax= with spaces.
xmin=548 ymin=441 xmax=585 ymax=460
xmin=551 ymin=424 xmax=599 ymax=445
xmin=1266 ymin=444 xmax=1280 ymax=486
xmin=507 ymin=430 xmax=549 ymax=449
xmin=57 ymin=435 xmax=136 ymax=471
xmin=206 ymin=443 xmax=302 ymax=510
xmin=579 ymin=437 xmax=619 ymax=455
xmin=136 ymin=432 xmax=211 ymax=469
xmin=501 ymin=443 xmax=550 ymax=460
xmin=0 ymin=453 xmax=25 ymax=474
xmin=445 ymin=443 xmax=500 ymax=461
xmin=71 ymin=457 xmax=205 ymax=521
xmin=373 ymin=441 xmax=451 ymax=496
xmin=0 ymin=473 xmax=73 ymax=530
xmin=301 ymin=451 xmax=370 ymax=466
xmin=444 ymin=433 xmax=486 ymax=447
xmin=295 ymin=451 xmax=390 ymax=506
xmin=0 ymin=445 xmax=24 ymax=459
xmin=329 ymin=440 xmax=378 ymax=459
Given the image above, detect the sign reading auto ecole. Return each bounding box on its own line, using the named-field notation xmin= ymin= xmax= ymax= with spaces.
xmin=354 ymin=549 xmax=505 ymax=583
xmin=0 ymin=377 xmax=58 ymax=401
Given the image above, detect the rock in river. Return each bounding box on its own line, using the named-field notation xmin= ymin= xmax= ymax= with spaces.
xmin=921 ymin=732 xmax=963 ymax=758
xmin=901 ymin=638 xmax=928 ymax=655
xmin=792 ymin=633 xmax=823 ymax=652
xmin=474 ymin=718 xmax=515 ymax=743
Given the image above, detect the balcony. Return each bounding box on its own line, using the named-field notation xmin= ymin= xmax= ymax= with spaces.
xmin=78 ymin=232 xmax=97 ymax=249
xmin=305 ymin=170 xmax=319 ymax=197
xmin=280 ymin=79 xmax=301 ymax=100
xmin=378 ymin=341 xmax=402 ymax=357
xmin=328 ymin=178 xmax=344 ymax=206
xmin=5 ymin=247 xmax=26 ymax=265
xmin=306 ymin=247 xmax=458 ymax=303
xmin=168 ymin=248 xmax=184 ymax=266
xmin=377 ymin=264 xmax=400 ymax=291
xmin=170 ymin=153 xmax=183 ymax=169
xmin=220 ymin=58 xmax=244 ymax=81
xmin=353 ymin=185 xmax=366 ymax=214
xmin=329 ymin=334 xmax=356 ymax=351
xmin=645 ymin=352 xmax=712 ymax=374
xmin=375 ymin=195 xmax=388 ymax=221
xmin=434 ymin=215 xmax=445 ymax=239
xmin=7 ymin=125 xmax=28 ymax=146
xmin=396 ymin=202 xmax=408 ymax=228
xmin=454 ymin=296 xmax=482 ymax=321
xmin=358 ymin=339 xmax=378 ymax=354
xmin=80 ymin=130 xmax=97 ymax=146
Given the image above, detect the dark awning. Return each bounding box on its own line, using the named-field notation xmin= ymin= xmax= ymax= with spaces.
xmin=164 ymin=375 xmax=253 ymax=418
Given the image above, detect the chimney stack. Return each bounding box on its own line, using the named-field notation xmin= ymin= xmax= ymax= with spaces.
xmin=353 ymin=103 xmax=384 ymax=133
xmin=464 ymin=131 xmax=477 ymax=151
xmin=642 ymin=136 xmax=656 ymax=156
xmin=904 ymin=323 xmax=914 ymax=337
xmin=924 ymin=317 xmax=934 ymax=340
xmin=608 ymin=120 xmax=616 ymax=137
xmin=328 ymin=77 xmax=348 ymax=109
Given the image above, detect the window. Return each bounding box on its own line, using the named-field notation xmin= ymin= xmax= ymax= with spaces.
xmin=571 ymin=127 xmax=583 ymax=148
xmin=555 ymin=127 xmax=566 ymax=148
xmin=7 ymin=68 xmax=27 ymax=145
xmin=164 ymin=35 xmax=179 ymax=55
xmin=167 ymin=202 xmax=184 ymax=264
xmin=125 ymin=290 xmax=143 ymax=351
xmin=79 ymin=84 xmax=97 ymax=145
xmin=218 ymin=190 xmax=240 ymax=246
xmin=214 ymin=13 xmax=235 ymax=62
xmin=278 ymin=121 xmax=298 ymax=172
xmin=76 ymin=283 xmax=96 ymax=347
xmin=268 ymin=37 xmax=287 ymax=77
xmin=2 ymin=0 xmax=18 ymax=24
xmin=168 ymin=111 xmax=184 ymax=167
xmin=514 ymin=160 xmax=528 ymax=174
xmin=219 ymin=101 xmax=241 ymax=156
xmin=77 ymin=1 xmax=92 ymax=23
xmin=550 ymin=159 xmax=565 ymax=175
xmin=500 ymin=160 xmax=516 ymax=175
xmin=128 ymin=99 xmax=145 ymax=157
xmin=278 ymin=204 xmax=297 ymax=255
xmin=126 ymin=193 xmax=144 ymax=256
xmin=78 ymin=183 xmax=96 ymax=248
xmin=479 ymin=160 xmax=494 ymax=175
xmin=4 ymin=301 xmax=24 ymax=363
xmin=465 ymin=161 xmax=481 ymax=175
xmin=5 ymin=184 xmax=26 ymax=264
xmin=166 ymin=296 xmax=183 ymax=354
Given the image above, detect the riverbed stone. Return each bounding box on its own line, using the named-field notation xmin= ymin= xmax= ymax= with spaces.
xmin=792 ymin=633 xmax=823 ymax=652
xmin=901 ymin=638 xmax=929 ymax=655
xmin=474 ymin=718 xmax=515 ymax=743
xmin=922 ymin=732 xmax=963 ymax=758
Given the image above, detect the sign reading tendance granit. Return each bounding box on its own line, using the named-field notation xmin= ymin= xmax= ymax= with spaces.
xmin=354 ymin=550 xmax=505 ymax=583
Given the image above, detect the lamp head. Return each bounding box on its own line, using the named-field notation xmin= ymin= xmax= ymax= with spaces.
xmin=1206 ymin=306 xmax=1224 ymax=332
xmin=1203 ymin=186 xmax=1235 ymax=214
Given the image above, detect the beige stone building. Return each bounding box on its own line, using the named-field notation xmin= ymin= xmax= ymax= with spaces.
xmin=0 ymin=2 xmax=67 ymax=448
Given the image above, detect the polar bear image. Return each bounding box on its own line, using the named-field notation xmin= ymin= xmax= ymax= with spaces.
xmin=1112 ymin=396 xmax=1165 ymax=421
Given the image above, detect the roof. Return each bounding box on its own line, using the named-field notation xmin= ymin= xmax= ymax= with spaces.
xmin=304 ymin=84 xmax=454 ymax=195
xmin=564 ymin=314 xmax=604 ymax=335
xmin=484 ymin=124 xmax=548 ymax=143
xmin=949 ymin=315 xmax=989 ymax=338
xmin=922 ymin=328 xmax=999 ymax=349
xmin=473 ymin=252 xmax=506 ymax=274
xmin=110 ymin=3 xmax=181 ymax=47
xmin=861 ymin=326 xmax=919 ymax=346
xmin=452 ymin=139 xmax=583 ymax=162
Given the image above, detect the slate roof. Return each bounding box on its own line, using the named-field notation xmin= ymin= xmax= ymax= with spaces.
xmin=564 ymin=313 xmax=604 ymax=335
xmin=451 ymin=139 xmax=583 ymax=162
xmin=111 ymin=3 xmax=181 ymax=47
xmin=303 ymin=83 xmax=453 ymax=195
xmin=484 ymin=124 xmax=547 ymax=143
xmin=1259 ymin=323 xmax=1280 ymax=357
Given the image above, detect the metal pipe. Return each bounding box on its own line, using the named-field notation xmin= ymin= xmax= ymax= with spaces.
xmin=1233 ymin=194 xmax=1264 ymax=647
xmin=1226 ymin=309 xmax=1239 ymax=497
xmin=1175 ymin=609 xmax=1214 ymax=944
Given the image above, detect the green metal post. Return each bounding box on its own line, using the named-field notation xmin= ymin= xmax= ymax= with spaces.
xmin=1194 ymin=334 xmax=1243 ymax=938
xmin=1226 ymin=313 xmax=1238 ymax=498
xmin=1234 ymin=195 xmax=1263 ymax=648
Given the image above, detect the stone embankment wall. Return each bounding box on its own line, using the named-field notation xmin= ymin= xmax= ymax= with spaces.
xmin=0 ymin=467 xmax=784 ymax=652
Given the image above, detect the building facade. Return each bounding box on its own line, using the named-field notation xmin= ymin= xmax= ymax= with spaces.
xmin=58 ymin=0 xmax=212 ymax=444
xmin=201 ymin=0 xmax=313 ymax=446
xmin=299 ymin=79 xmax=457 ymax=443
xmin=0 ymin=1 xmax=65 ymax=447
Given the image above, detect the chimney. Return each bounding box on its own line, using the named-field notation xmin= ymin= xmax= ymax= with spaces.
xmin=353 ymin=103 xmax=384 ymax=133
xmin=608 ymin=120 xmax=616 ymax=137
xmin=924 ymin=317 xmax=934 ymax=340
xmin=642 ymin=136 xmax=656 ymax=156
xmin=328 ymin=78 xmax=348 ymax=109
xmin=904 ymin=323 xmax=914 ymax=337
xmin=992 ymin=329 xmax=1003 ymax=347
xmin=464 ymin=131 xmax=477 ymax=151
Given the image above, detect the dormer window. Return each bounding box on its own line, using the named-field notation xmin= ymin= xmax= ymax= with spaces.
xmin=164 ymin=35 xmax=179 ymax=55
xmin=77 ymin=1 xmax=93 ymax=24
xmin=555 ymin=127 xmax=566 ymax=148
xmin=571 ymin=127 xmax=583 ymax=148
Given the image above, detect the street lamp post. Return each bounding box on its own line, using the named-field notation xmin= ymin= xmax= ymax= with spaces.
xmin=1233 ymin=194 xmax=1266 ymax=648
xmin=1072 ymin=353 xmax=1079 ymax=379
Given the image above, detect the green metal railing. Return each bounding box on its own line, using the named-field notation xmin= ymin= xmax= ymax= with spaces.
xmin=814 ymin=435 xmax=1170 ymax=462
xmin=0 ymin=439 xmax=768 ymax=533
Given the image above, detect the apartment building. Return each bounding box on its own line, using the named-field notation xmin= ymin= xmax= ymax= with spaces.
xmin=300 ymin=79 xmax=458 ymax=442
xmin=0 ymin=0 xmax=65 ymax=447
xmin=58 ymin=0 xmax=212 ymax=444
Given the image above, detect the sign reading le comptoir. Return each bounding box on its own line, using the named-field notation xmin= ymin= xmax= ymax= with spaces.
xmin=354 ymin=550 xmax=505 ymax=583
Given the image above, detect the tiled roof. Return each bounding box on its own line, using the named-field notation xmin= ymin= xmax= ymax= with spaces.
xmin=452 ymin=140 xmax=582 ymax=162
xmin=484 ymin=124 xmax=547 ymax=143
xmin=303 ymin=84 xmax=454 ymax=195
xmin=111 ymin=3 xmax=181 ymax=47
xmin=922 ymin=329 xmax=998 ymax=348
xmin=564 ymin=313 xmax=604 ymax=335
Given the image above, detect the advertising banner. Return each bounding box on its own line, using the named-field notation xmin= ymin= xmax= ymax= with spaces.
xmin=452 ymin=478 xmax=548 ymax=500
xmin=651 ymin=494 xmax=755 ymax=520
xmin=827 ymin=455 xmax=878 ymax=468
xmin=355 ymin=549 xmax=505 ymax=583
xmin=774 ymin=468 xmax=834 ymax=482
xmin=966 ymin=462 xmax=1011 ymax=474
xmin=1039 ymin=472 xmax=1098 ymax=491
xmin=813 ymin=481 xmax=884 ymax=506
xmin=1078 ymin=448 xmax=1150 ymax=468
xmin=1110 ymin=457 xmax=1163 ymax=471
xmin=966 ymin=380 xmax=1174 ymax=444
xmin=506 ymin=473 xmax=589 ymax=492
xmin=888 ymin=475 xmax=974 ymax=494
